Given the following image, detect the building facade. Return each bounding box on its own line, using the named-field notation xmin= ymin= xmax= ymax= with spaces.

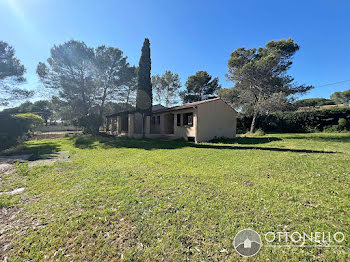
xmin=106 ymin=98 xmax=237 ymax=142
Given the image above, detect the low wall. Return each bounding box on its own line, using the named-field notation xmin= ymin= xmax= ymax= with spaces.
xmin=40 ymin=125 xmax=80 ymax=132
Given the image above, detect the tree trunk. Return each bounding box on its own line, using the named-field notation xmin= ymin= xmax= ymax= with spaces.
xmin=165 ymin=95 xmax=169 ymax=107
xmin=98 ymin=87 xmax=108 ymax=130
xmin=126 ymin=89 xmax=130 ymax=104
xmin=250 ymin=111 xmax=258 ymax=134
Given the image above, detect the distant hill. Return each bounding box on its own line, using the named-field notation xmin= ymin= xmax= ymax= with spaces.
xmin=294 ymin=98 xmax=335 ymax=107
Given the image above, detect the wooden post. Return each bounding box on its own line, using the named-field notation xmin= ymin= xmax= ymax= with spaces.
xmin=128 ymin=114 xmax=134 ymax=137
xmin=116 ymin=116 xmax=122 ymax=135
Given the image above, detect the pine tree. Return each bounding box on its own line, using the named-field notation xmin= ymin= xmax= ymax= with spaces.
xmin=181 ymin=71 xmax=220 ymax=103
xmin=152 ymin=70 xmax=181 ymax=107
xmin=0 ymin=41 xmax=32 ymax=106
xmin=136 ymin=38 xmax=152 ymax=115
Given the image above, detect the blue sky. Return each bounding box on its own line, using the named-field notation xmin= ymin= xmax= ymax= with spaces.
xmin=1 ymin=0 xmax=350 ymax=106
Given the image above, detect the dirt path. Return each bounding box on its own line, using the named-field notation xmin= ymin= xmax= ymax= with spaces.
xmin=0 ymin=155 xmax=32 ymax=177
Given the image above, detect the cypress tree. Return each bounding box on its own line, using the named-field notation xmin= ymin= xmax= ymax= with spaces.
xmin=136 ymin=38 xmax=152 ymax=115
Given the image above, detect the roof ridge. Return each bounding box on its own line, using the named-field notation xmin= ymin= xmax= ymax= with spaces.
xmin=168 ymin=97 xmax=220 ymax=109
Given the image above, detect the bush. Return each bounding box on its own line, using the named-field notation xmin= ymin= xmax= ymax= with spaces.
xmin=245 ymin=129 xmax=266 ymax=136
xmin=323 ymin=118 xmax=349 ymax=133
xmin=238 ymin=107 xmax=350 ymax=133
xmin=254 ymin=129 xmax=266 ymax=136
xmin=12 ymin=113 xmax=45 ymax=133
xmin=77 ymin=114 xmax=102 ymax=134
xmin=337 ymin=118 xmax=347 ymax=130
xmin=323 ymin=125 xmax=339 ymax=133
xmin=0 ymin=113 xmax=44 ymax=151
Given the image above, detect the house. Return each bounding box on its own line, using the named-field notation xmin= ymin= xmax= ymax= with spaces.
xmin=105 ymin=97 xmax=237 ymax=142
xmin=243 ymin=238 xmax=252 ymax=248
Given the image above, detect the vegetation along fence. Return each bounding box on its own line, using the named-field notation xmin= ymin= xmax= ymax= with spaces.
xmin=238 ymin=107 xmax=350 ymax=133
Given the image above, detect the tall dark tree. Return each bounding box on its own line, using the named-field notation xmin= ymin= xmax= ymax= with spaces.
xmin=136 ymin=38 xmax=152 ymax=114
xmin=181 ymin=71 xmax=221 ymax=103
xmin=225 ymin=38 xmax=313 ymax=133
xmin=0 ymin=41 xmax=32 ymax=106
xmin=136 ymin=38 xmax=152 ymax=136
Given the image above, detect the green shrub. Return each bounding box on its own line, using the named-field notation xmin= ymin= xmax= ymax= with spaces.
xmin=337 ymin=118 xmax=347 ymax=130
xmin=245 ymin=129 xmax=266 ymax=136
xmin=0 ymin=113 xmax=44 ymax=151
xmin=255 ymin=129 xmax=266 ymax=136
xmin=238 ymin=107 xmax=350 ymax=133
xmin=77 ymin=114 xmax=102 ymax=134
xmin=323 ymin=118 xmax=349 ymax=132
xmin=13 ymin=113 xmax=44 ymax=130
xmin=323 ymin=125 xmax=339 ymax=133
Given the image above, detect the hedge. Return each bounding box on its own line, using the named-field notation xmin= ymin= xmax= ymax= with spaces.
xmin=0 ymin=113 xmax=44 ymax=151
xmin=238 ymin=107 xmax=350 ymax=133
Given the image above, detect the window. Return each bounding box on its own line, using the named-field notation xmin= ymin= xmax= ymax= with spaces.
xmin=183 ymin=112 xmax=193 ymax=126
xmin=157 ymin=115 xmax=161 ymax=125
xmin=177 ymin=114 xmax=181 ymax=126
xmin=151 ymin=116 xmax=156 ymax=125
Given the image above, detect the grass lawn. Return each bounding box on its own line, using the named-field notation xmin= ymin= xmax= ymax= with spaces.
xmin=1 ymin=133 xmax=349 ymax=261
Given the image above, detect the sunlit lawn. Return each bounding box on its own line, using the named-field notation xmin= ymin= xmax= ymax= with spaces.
xmin=1 ymin=133 xmax=350 ymax=261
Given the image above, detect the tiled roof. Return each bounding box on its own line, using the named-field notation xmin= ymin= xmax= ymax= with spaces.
xmin=152 ymin=104 xmax=169 ymax=113
xmin=106 ymin=97 xmax=223 ymax=117
xmin=165 ymin=97 xmax=221 ymax=111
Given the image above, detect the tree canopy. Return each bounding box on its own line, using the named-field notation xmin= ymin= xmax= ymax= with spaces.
xmin=0 ymin=41 xmax=32 ymax=106
xmin=37 ymin=40 xmax=136 ymax=132
xmin=330 ymin=89 xmax=350 ymax=105
xmin=94 ymin=45 xmax=137 ymax=118
xmin=224 ymin=38 xmax=313 ymax=133
xmin=37 ymin=40 xmax=96 ymax=118
xmin=152 ymin=70 xmax=181 ymax=107
xmin=181 ymin=71 xmax=220 ymax=103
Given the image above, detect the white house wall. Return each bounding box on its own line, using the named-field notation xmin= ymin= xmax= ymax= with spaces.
xmin=173 ymin=108 xmax=197 ymax=140
xmin=196 ymin=99 xmax=237 ymax=142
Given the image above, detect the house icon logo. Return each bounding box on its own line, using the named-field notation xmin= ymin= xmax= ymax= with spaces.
xmin=234 ymin=229 xmax=261 ymax=257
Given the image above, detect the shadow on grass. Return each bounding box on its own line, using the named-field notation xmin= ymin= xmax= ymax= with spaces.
xmin=211 ymin=137 xmax=282 ymax=145
xmin=73 ymin=136 xmax=97 ymax=149
xmin=26 ymin=143 xmax=62 ymax=161
xmin=2 ymin=142 xmax=61 ymax=161
xmin=71 ymin=135 xmax=337 ymax=154
xmin=192 ymin=144 xmax=336 ymax=154
xmin=286 ymin=133 xmax=350 ymax=143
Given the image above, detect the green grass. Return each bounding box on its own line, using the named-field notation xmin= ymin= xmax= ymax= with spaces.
xmin=1 ymin=133 xmax=350 ymax=261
